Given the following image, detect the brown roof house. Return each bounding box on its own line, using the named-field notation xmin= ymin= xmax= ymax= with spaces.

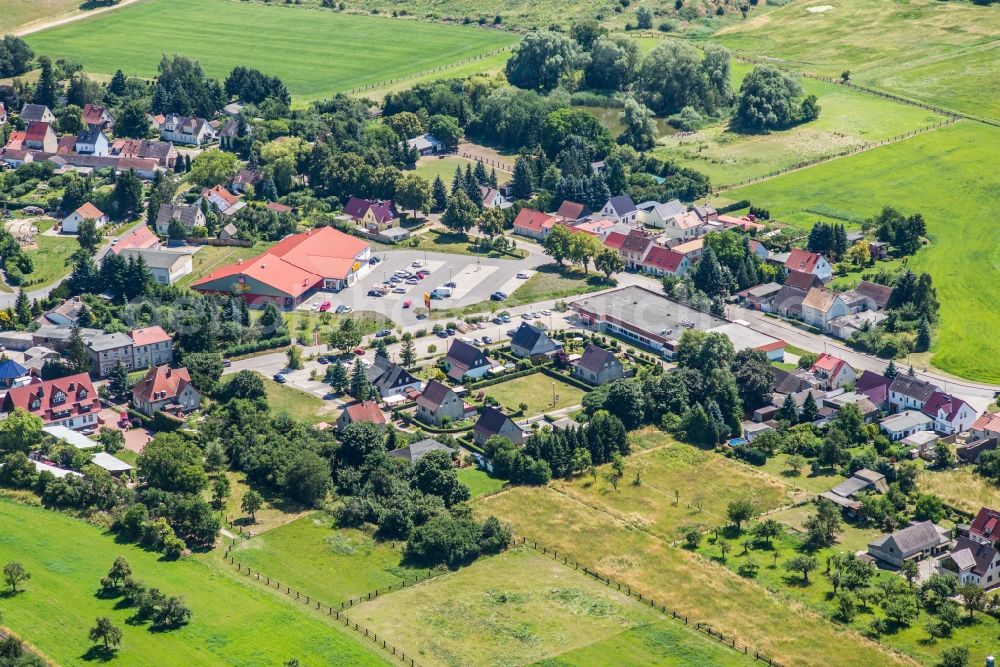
xmin=473 ymin=406 xmax=524 ymax=447
xmin=572 ymin=344 xmax=624 ymax=385
xmin=131 ymin=365 xmax=200 ymax=417
xmin=336 ymin=400 xmax=386 ymax=431
xmin=415 ymin=380 xmax=468 ymax=427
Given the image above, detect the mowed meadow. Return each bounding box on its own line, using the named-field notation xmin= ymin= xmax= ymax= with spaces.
xmin=23 ymin=0 xmax=517 ymax=101
xmin=725 ymin=121 xmax=1000 ymax=382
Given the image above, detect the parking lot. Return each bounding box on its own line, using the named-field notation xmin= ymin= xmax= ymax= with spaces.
xmin=296 ymin=249 xmax=547 ymax=326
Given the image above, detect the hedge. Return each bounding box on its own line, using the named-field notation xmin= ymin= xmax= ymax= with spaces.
xmin=539 ymin=366 xmax=594 ymax=392
xmin=717 ymin=200 xmax=751 ymax=214
xmin=222 ymin=335 xmax=291 ymax=358
xmin=464 ymin=366 xmax=540 ymax=391
xmin=152 ymin=411 xmax=185 ymax=432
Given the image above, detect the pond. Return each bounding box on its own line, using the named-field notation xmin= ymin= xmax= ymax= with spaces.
xmin=575 ymin=105 xmax=678 ymax=140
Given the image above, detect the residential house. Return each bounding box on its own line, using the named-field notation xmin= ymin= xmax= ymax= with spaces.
xmin=801 ymin=288 xmax=849 ymax=331
xmin=110 ymin=225 xmax=160 ymax=255
xmin=638 ymin=199 xmax=686 ymax=230
xmin=970 ymin=413 xmax=1000 ymax=443
xmin=617 ymin=230 xmax=654 ymax=269
xmin=336 ymin=400 xmax=386 ymax=431
xmin=940 ymin=537 xmax=1000 ymax=589
xmin=131 ymin=365 xmax=200 ymax=417
xmin=968 ymin=508 xmax=1000 ymax=545
xmin=0 ymin=149 xmax=31 ymax=169
xmin=1 ymin=373 xmax=101 ymax=430
xmin=572 ymin=218 xmax=621 ymax=240
xmin=867 ymin=521 xmax=949 ymax=568
xmin=129 ymin=325 xmax=174 ymax=370
xmin=748 ymin=239 xmax=769 ymax=261
xmin=853 ymin=280 xmax=894 ymax=311
xmin=827 ymin=310 xmax=887 ymax=340
xmin=856 ymin=370 xmax=891 ymax=411
xmin=922 ymin=391 xmax=975 ymax=434
xmin=74 ymin=128 xmax=109 ymax=156
xmin=900 ymin=430 xmax=939 ymax=457
xmin=157 ymin=114 xmax=216 ymax=145
xmin=20 ymin=104 xmax=54 ymax=124
xmin=742 ymin=282 xmax=783 ymax=311
xmin=473 ymin=406 xmax=524 ymax=446
xmin=110 ymin=138 xmax=177 ymax=168
xmin=880 ymin=410 xmax=935 ymax=441
xmin=230 ymin=168 xmax=261 ymax=194
xmin=154 ymin=203 xmax=205 ymax=236
xmin=479 ymin=185 xmax=504 ymax=209
xmin=783 ymin=249 xmax=833 ymax=283
xmin=119 ymin=247 xmax=194 ymax=285
xmin=773 ymin=367 xmax=811 ymax=395
xmin=62 ymin=202 xmax=107 ymax=234
xmin=823 ymin=392 xmax=879 ymax=422
xmin=510 ymin=323 xmax=561 ymax=359
xmin=820 ymin=468 xmax=888 ymax=515
xmin=692 ymin=204 xmax=717 ymax=223
xmin=661 ymin=210 xmax=705 ymax=241
xmin=44 ymin=297 xmax=86 ymax=327
xmin=388 ymin=438 xmax=453 ymax=463
xmin=572 ymin=344 xmax=624 ymax=385
xmin=43 ymin=424 xmax=100 ymax=450
xmin=670 ymin=238 xmax=704 ymax=261
xmin=86 ymin=332 xmax=134 ymax=378
xmin=406 ymin=134 xmax=442 ymax=156
xmin=718 ymin=214 xmax=765 ymax=233
xmin=888 ymin=375 xmax=938 ymax=413
xmin=641 ymin=245 xmax=690 ymax=277
xmin=24 ymin=121 xmax=57 ymax=152
xmin=31 ymin=325 xmax=103 ymax=353
xmin=82 ymin=104 xmax=114 ymax=130
xmin=443 ymin=340 xmax=492 ymax=382
xmin=513 ymin=208 xmax=558 ymax=240
xmin=415 ymin=380 xmax=467 ymax=426
xmin=809 ymin=353 xmax=856 ymax=390
xmin=364 ymin=356 xmax=421 ymax=398
xmin=556 ymin=201 xmax=591 ymax=222
xmin=343 ymin=197 xmax=399 ymax=232
xmin=202 ymin=185 xmax=244 ymax=217
xmin=599 ymin=195 xmax=638 ymax=224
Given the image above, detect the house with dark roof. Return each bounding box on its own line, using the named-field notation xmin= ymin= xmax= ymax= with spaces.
xmin=75 ymin=128 xmax=109 ymax=156
xmin=19 ymin=104 xmax=54 ymax=124
xmin=692 ymin=204 xmax=717 ymax=223
xmin=415 ymin=380 xmax=466 ymax=426
xmin=389 ymin=438 xmax=454 ymax=463
xmin=820 ymin=468 xmax=888 ymax=515
xmin=556 ymin=200 xmax=591 ymax=222
xmin=853 ymin=280 xmax=894 ymax=311
xmin=855 ymin=370 xmax=891 ymax=411
xmin=443 ymin=340 xmax=492 ymax=381
xmin=0 ymin=357 xmax=30 ymax=389
xmin=344 ymin=197 xmax=399 ymax=232
xmin=336 ymin=400 xmax=386 ymax=431
xmin=599 ymin=195 xmax=638 ymax=224
xmin=940 ymin=536 xmax=1000 ymax=589
xmin=784 ymin=249 xmax=832 ymax=283
xmin=572 ymin=344 xmax=623 ymax=385
xmin=889 ymin=375 xmax=938 ymax=413
xmin=155 ymin=203 xmax=205 ymax=235
xmin=2 ymin=373 xmax=101 ymax=430
xmin=867 ymin=520 xmax=949 ymax=567
xmin=509 ymin=323 xmax=561 ymax=359
xmin=110 ymin=138 xmax=177 ymax=168
xmin=131 ymin=365 xmax=200 ymax=417
xmin=364 ymin=356 xmax=422 ymax=398
xmin=772 ymin=367 xmax=810 ymax=396
xmin=637 ymin=199 xmax=685 ymax=229
xmin=617 ymin=230 xmax=654 ymax=269
xmin=922 ymin=391 xmax=975 ymax=434
xmin=473 ymin=407 xmax=524 ymax=446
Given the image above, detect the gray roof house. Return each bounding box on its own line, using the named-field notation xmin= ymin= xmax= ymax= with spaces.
xmin=415 ymin=380 xmax=466 ymax=426
xmin=443 ymin=340 xmax=492 ymax=381
xmin=155 ymin=204 xmax=205 ymax=235
xmin=473 ymin=407 xmax=525 ymax=446
xmin=600 ymin=195 xmax=638 ymax=224
xmin=510 ymin=323 xmax=561 ymax=359
xmin=867 ymin=520 xmax=949 ymax=568
xmin=572 ymin=344 xmax=624 ymax=385
xmin=365 ymin=355 xmax=422 ymax=398
xmin=940 ymin=536 xmax=1000 ymax=589
xmin=888 ymin=375 xmax=938 ymax=412
xmin=20 ymin=104 xmax=54 ymax=124
xmin=389 ymin=438 xmax=454 ymax=463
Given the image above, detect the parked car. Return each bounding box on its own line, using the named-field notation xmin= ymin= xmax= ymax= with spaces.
xmin=411 ymin=261 xmax=423 ymax=267
xmin=444 ymin=281 xmax=457 ymax=288
xmin=506 ymin=328 xmax=517 ymax=336
xmin=490 ymin=291 xmax=506 ymax=301
xmin=482 ymin=335 xmax=493 ymax=344
xmin=367 ymin=289 xmax=383 ymax=297
xmin=446 ymin=328 xmax=456 ymax=336
xmin=436 ymin=330 xmax=450 ymax=338
xmin=392 ymin=287 xmax=406 ymax=294
xmin=375 ymin=329 xmax=392 ymax=337
xmin=318 ymin=301 xmax=331 ymax=312
xmin=335 ymin=305 xmax=352 ymax=314
xmin=405 ymin=278 xmax=419 ymax=285
xmin=516 ymin=272 xmax=529 ymax=279
xmin=222 ymin=359 xmax=232 ymax=368
xmin=318 ymin=356 xmax=330 ymax=364
xmin=492 ymin=316 xmax=504 ymax=324
xmin=394 ymin=270 xmax=409 ymax=277
xmin=522 ymin=313 xmax=533 ymax=320
xmin=500 ymin=315 xmax=511 ymax=323
xmin=273 ymin=374 xmax=287 ymax=384
xmin=403 ymin=300 xmax=412 ymax=308
xmin=354 ymin=347 xmax=366 ymax=355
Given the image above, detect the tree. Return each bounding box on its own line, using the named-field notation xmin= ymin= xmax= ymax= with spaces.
xmin=958 ymin=583 xmax=986 ymax=619
xmin=154 ymin=596 xmax=192 ymax=628
xmin=594 ymin=247 xmax=624 ymax=279
xmin=88 ymin=617 xmax=122 ymax=651
xmin=400 ymin=334 xmax=416 ymax=367
xmin=66 ymin=325 xmax=92 ymax=373
xmin=733 ymin=65 xmax=804 ymax=132
xmin=618 ymin=96 xmax=657 ymax=150
xmin=326 ymin=360 xmax=349 ymax=392
xmin=638 ymin=40 xmax=728 ymax=116
xmin=914 ymin=494 xmax=945 ymax=522
xmin=0 ymin=408 xmax=44 ymax=454
xmin=113 ymin=169 xmax=144 ymax=219
xmin=785 ymin=454 xmax=806 ymax=477
xmin=731 ymin=349 xmax=775 ymax=411
xmin=585 ymin=35 xmax=640 ymax=91
xmin=717 ymin=537 xmax=730 ymax=562
xmin=776 ymin=391 xmax=799 ymax=424
xmin=751 ymin=518 xmax=782 ymax=547
xmin=799 ymin=391 xmax=819 ymax=423
xmin=328 ymin=318 xmax=362 ymax=353
xmin=510 ymin=156 xmax=534 ymax=200
xmin=117 ymin=100 xmax=152 ymax=139
xmin=937 ymin=647 xmax=970 ymax=667
xmin=568 ymin=232 xmax=602 ymax=273
xmin=784 ymin=554 xmax=818 ymax=583
xmin=804 ymin=498 xmax=842 ymax=549
xmin=212 ymin=475 xmax=231 ymax=509
xmin=570 ymin=19 xmax=606 ymax=50
xmin=916 ymin=317 xmax=932 ymax=352
xmin=934 ymin=440 xmax=956 ymax=469
xmin=882 ymin=591 xmax=919 ymax=627
xmin=241 ymin=489 xmax=263 ymax=522
xmin=441 ymin=190 xmax=478 ymax=235
xmin=107 ymin=360 xmax=129 ymax=398
xmin=137 ymin=433 xmax=208 ymax=494
xmin=396 ymin=173 xmax=432 ymax=219
xmin=427 ymin=114 xmax=462 ymax=150
xmin=604 ymin=452 xmax=625 ymax=490
xmin=505 ymin=31 xmax=585 ymax=92
xmin=349 ymin=358 xmax=374 ymax=401
xmin=799 ymin=94 xmax=821 ymax=122
xmin=184 ymin=352 xmax=225 ymax=393
xmin=542 ymin=223 xmax=573 ymax=266
xmin=683 ymin=527 xmax=702 ymax=549
xmin=884 ymin=359 xmax=898 ymax=379
xmin=726 ymin=498 xmax=755 ymax=532
xmin=0 ymin=36 xmax=34 ymax=77
xmin=413 ymin=450 xmax=469 ymax=507
xmin=432 ymin=176 xmax=449 ymax=211
xmin=34 ymin=56 xmax=58 ymax=108
xmin=190 ymin=150 xmax=239 ymax=187
xmin=692 ymin=247 xmax=731 ymax=297
xmin=3 ymin=561 xmax=29 ymax=594
xmin=56 ymin=104 xmax=84 ymax=135
xmin=282 ymin=450 xmax=331 ymax=506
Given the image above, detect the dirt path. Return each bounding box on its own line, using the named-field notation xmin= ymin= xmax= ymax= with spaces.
xmin=14 ymin=0 xmax=144 ymax=37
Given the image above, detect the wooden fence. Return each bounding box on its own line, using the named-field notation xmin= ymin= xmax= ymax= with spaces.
xmin=458 ymin=152 xmax=514 ymax=173
xmin=341 ymin=46 xmax=514 ymax=96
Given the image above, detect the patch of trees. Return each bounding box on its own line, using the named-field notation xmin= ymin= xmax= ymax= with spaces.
xmin=847 ymin=269 xmax=938 ymax=357
xmin=733 ymin=65 xmax=820 ymax=133
xmin=151 ymin=55 xmax=225 ymax=119
xmin=638 ymin=42 xmax=733 ymax=118
xmin=806 ymin=222 xmax=848 ymax=261
xmin=224 ymin=66 xmax=290 ymax=106
xmin=505 ymin=31 xmax=587 ymax=93
xmin=870 ymin=205 xmax=926 ymax=257
xmin=98 ymin=558 xmax=192 ymax=630
xmin=0 ymin=36 xmax=33 ymax=77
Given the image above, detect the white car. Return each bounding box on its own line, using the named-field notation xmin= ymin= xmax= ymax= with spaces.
xmin=411 ymin=260 xmax=423 ymax=267
xmin=516 ymin=272 xmax=528 ymax=279
xmin=522 ymin=313 xmax=533 ymax=320
xmin=394 ymin=270 xmax=409 ymax=277
xmin=541 ymin=310 xmax=551 ymax=316
xmin=392 ymin=287 xmax=406 ymax=294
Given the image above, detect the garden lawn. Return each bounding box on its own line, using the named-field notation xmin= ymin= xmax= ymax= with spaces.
xmin=456 ymin=467 xmax=506 ymax=498
xmin=262 ymin=378 xmax=328 ymax=425
xmin=483 ymin=373 xmax=586 ymax=417
xmin=0 ymin=500 xmax=384 ymax=667
xmin=711 ymin=0 xmax=1000 ymax=120
xmin=411 ymin=156 xmax=510 ymax=187
xmin=758 ymin=452 xmax=846 ymax=494
xmin=726 ymin=121 xmax=1000 ymax=382
xmin=402 ymin=229 xmax=526 ymax=259
xmin=507 ymin=265 xmax=611 ymax=307
xmin=555 ymin=432 xmax=791 ymax=539
xmin=215 ymin=471 xmax=310 ymax=534
xmin=475 ymin=487 xmax=909 ymax=667
xmin=230 ymin=513 xmax=429 ymax=603
xmin=22 ymin=234 xmax=78 ymax=288
xmin=177 ymin=240 xmax=273 ymax=288
xmin=654 ymin=62 xmax=946 ymax=186
xmin=350 ymin=548 xmax=671 ymax=667
xmin=24 ymin=0 xmax=517 ymax=102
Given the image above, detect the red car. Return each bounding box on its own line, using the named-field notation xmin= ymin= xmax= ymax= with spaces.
xmin=318 ymin=301 xmax=331 ymax=312
xmin=354 ymin=347 xmax=366 ymax=355
xmin=403 ymin=300 xmax=412 ymax=309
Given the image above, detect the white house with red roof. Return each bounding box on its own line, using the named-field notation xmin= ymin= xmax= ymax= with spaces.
xmin=131 ymin=365 xmax=200 ymax=417
xmin=336 ymin=400 xmax=386 ymax=431
xmin=784 ymin=249 xmax=832 ymax=283
xmin=62 ymin=202 xmax=108 ymax=234
xmin=23 ymin=121 xmax=57 ymax=152
xmin=641 ymin=246 xmax=690 ymax=277
xmin=82 ymin=104 xmax=114 ymax=131
xmin=512 ymin=208 xmax=559 ymax=240
xmin=202 ymin=185 xmax=245 ymax=217
xmin=130 ymin=326 xmax=173 ymax=370
xmin=111 ymin=225 xmax=160 ymax=255
xmin=192 ymin=226 xmax=371 ymax=308
xmin=1 ymin=373 xmax=101 ymax=430
xmin=808 ymin=353 xmax=856 ymax=390
xmin=921 ymin=391 xmax=975 ymax=435
xmin=971 ymin=413 xmax=1000 ymax=443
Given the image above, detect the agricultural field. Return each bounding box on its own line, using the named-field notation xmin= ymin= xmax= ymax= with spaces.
xmin=1 ymin=0 xmax=90 ymax=34
xmin=711 ymin=0 xmax=1000 ymax=120
xmin=724 ymin=121 xmax=1000 ymax=382
xmin=0 ymin=500 xmax=384 ymax=666
xmin=476 ymin=487 xmax=907 ymax=667
xmin=350 ymin=547 xmax=758 ymax=667
xmin=230 ymin=513 xmax=430 ymax=603
xmin=655 ymin=62 xmax=948 ymax=186
xmin=554 ymin=431 xmax=792 ymax=538
xmin=24 ymin=0 xmax=518 ymax=102
xmin=482 ymin=373 xmax=587 ymax=417
xmin=357 ymin=50 xmax=512 ymax=101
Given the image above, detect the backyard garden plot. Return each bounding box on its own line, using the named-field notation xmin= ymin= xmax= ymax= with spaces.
xmin=654 ymin=62 xmax=947 ymax=186
xmin=0 ymin=500 xmax=384 ymax=667
xmin=725 ymin=121 xmax=1000 ymax=383
xmin=482 ymin=372 xmax=587 ymax=417
xmin=24 ymin=0 xmax=517 ymax=102
xmin=476 ymin=487 xmax=907 ymax=667
xmin=712 ymin=0 xmax=1000 ymax=120
xmin=555 ymin=431 xmax=791 ymax=538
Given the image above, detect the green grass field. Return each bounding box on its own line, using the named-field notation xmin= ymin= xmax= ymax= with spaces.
xmin=411 ymin=156 xmax=511 ymax=187
xmin=712 ymin=0 xmax=1000 ymax=120
xmin=726 ymin=121 xmax=1000 ymax=382
xmin=0 ymin=500 xmax=384 ymax=666
xmin=262 ymin=378 xmax=331 ymax=424
xmin=655 ymin=62 xmax=947 ymax=186
xmin=483 ymin=373 xmax=587 ymax=417
xmin=25 ymin=0 xmax=517 ymax=102
xmin=507 ymin=265 xmax=611 ymax=307
xmin=1 ymin=0 xmax=87 ymax=33
xmin=230 ymin=513 xmax=430 ymax=603
xmin=456 ymin=467 xmax=506 ymax=498
xmin=177 ymin=240 xmax=274 ymax=288
xmin=23 ymin=234 xmax=78 ymax=288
